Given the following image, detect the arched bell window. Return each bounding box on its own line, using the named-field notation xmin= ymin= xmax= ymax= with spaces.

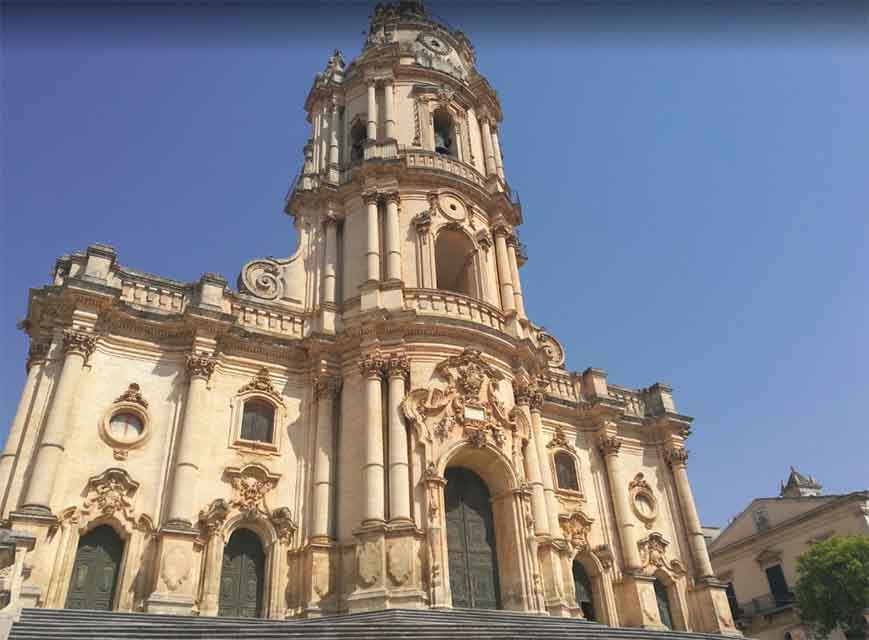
xmin=433 ymin=108 xmax=457 ymax=158
xmin=435 ymin=228 xmax=477 ymax=297
xmin=554 ymin=451 xmax=579 ymax=492
xmin=240 ymin=400 xmax=275 ymax=444
xmin=350 ymin=120 xmax=366 ymax=165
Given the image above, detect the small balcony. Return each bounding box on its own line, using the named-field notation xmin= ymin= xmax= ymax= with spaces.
xmin=736 ymin=592 xmax=796 ymax=620
xmin=404 ymin=288 xmax=505 ymax=333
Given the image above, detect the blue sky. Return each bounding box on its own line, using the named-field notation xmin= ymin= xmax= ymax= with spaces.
xmin=2 ymin=2 xmax=867 ymax=528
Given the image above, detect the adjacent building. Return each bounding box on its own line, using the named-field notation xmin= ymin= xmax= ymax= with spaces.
xmin=709 ymin=468 xmax=869 ymax=640
xmin=0 ymin=1 xmax=737 ymax=633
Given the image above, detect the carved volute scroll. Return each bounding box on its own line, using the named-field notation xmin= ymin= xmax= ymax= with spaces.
xmin=62 ymin=329 xmax=98 ymax=362
xmin=559 ymin=510 xmax=594 ymax=553
xmin=238 ymin=258 xmax=284 ymax=301
xmin=637 ymin=532 xmax=686 ymax=577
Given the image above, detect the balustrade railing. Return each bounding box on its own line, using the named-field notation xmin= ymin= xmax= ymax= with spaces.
xmin=736 ymin=592 xmax=795 ymax=618
xmin=404 ymin=288 xmax=505 ymax=332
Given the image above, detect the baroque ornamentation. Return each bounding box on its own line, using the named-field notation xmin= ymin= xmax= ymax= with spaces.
xmin=80 ymin=468 xmax=140 ymax=523
xmin=387 ymin=539 xmax=413 ymax=586
xmin=62 ymin=329 xmax=97 ymax=361
xmin=114 ymin=383 xmax=148 ymax=408
xmin=315 ymin=374 xmax=341 ymax=399
xmin=238 ymin=258 xmax=285 ymax=301
xmin=385 ymin=353 xmax=410 ymax=380
xmin=358 ymin=540 xmax=381 ymax=588
xmin=238 ymin=367 xmax=281 ymax=402
xmin=667 ymin=447 xmax=689 ymax=468
xmin=637 ymin=532 xmax=685 ymax=576
xmin=269 ymin=507 xmax=298 ymax=545
xmin=198 ymin=499 xmax=230 ymax=539
xmin=537 ymin=331 xmax=566 ymax=368
xmin=401 ymin=348 xmax=516 ymax=451
xmin=597 ymin=434 xmax=622 ymax=457
xmin=186 ymin=353 xmax=217 ymax=381
xmin=26 ymin=341 xmax=50 ymax=370
xmin=547 ymin=426 xmax=575 ymax=452
xmin=629 ymin=473 xmax=658 ymax=528
xmin=560 ymin=510 xmax=594 ymax=553
xmin=359 ymin=351 xmax=385 ymax=379
xmin=224 ymin=463 xmax=281 ymax=520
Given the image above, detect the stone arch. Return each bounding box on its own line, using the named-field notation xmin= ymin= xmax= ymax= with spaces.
xmin=218 ymin=526 xmax=267 ymax=617
xmin=433 ymin=224 xmax=480 ymax=299
xmin=437 ymin=438 xmax=519 ymax=496
xmin=651 ymin=568 xmax=688 ymax=631
xmin=569 ymin=549 xmax=616 ymax=625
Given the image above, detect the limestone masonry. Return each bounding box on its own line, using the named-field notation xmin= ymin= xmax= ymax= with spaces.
xmin=0 ymin=1 xmax=738 ymax=633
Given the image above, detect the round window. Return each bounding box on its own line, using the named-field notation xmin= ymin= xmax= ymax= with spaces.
xmin=108 ymin=412 xmax=144 ymax=443
xmin=635 ymin=493 xmax=655 ymax=518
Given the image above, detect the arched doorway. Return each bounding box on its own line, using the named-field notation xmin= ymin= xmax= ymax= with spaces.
xmin=654 ymin=577 xmax=675 ymax=629
xmin=435 ymin=229 xmax=477 ymax=297
xmin=572 ymin=560 xmax=596 ymax=621
xmin=65 ymin=525 xmax=124 ymax=610
xmin=219 ymin=528 xmax=265 ymax=617
xmin=444 ymin=467 xmax=500 ymax=609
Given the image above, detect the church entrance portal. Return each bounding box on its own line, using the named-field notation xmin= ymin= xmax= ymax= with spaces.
xmin=218 ymin=528 xmax=265 ymax=617
xmin=444 ymin=467 xmax=501 ymax=609
xmin=65 ymin=525 xmax=124 ymax=610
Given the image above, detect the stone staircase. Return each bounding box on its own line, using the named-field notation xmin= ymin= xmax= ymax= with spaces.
xmin=6 ymin=607 xmax=732 ymax=640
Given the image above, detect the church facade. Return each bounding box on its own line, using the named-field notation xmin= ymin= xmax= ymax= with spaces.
xmin=0 ymin=1 xmax=737 ymax=633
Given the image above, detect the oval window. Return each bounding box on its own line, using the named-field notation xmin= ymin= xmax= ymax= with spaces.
xmin=108 ymin=412 xmax=144 ymax=443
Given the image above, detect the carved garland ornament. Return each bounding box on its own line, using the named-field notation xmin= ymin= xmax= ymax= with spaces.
xmin=547 ymin=426 xmax=575 ymax=452
xmin=81 ymin=468 xmax=140 ymax=522
xmin=63 ymin=329 xmax=97 ymax=361
xmin=559 ymin=510 xmax=594 ymax=553
xmin=238 ymin=367 xmax=281 ymax=402
xmin=224 ymin=463 xmax=281 ymax=520
xmin=637 ymin=532 xmax=686 ymax=576
xmin=401 ymin=348 xmax=515 ymax=451
xmin=114 ymin=383 xmax=148 ymax=408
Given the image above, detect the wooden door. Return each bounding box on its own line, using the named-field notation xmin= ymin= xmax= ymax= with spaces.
xmin=218 ymin=528 xmax=265 ymax=617
xmin=572 ymin=560 xmax=596 ymax=621
xmin=65 ymin=525 xmax=124 ymax=611
xmin=444 ymin=467 xmax=500 ymax=609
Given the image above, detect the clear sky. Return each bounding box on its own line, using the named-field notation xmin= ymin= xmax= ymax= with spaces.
xmin=2 ymin=2 xmax=867 ymax=528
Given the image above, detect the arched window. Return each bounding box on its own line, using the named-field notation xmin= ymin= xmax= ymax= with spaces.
xmin=435 ymin=228 xmax=476 ymax=297
xmin=654 ymin=578 xmax=674 ymax=629
xmin=572 ymin=561 xmax=596 ymax=621
xmin=350 ymin=120 xmax=366 ymax=165
xmin=554 ymin=452 xmax=579 ymax=491
xmin=240 ymin=400 xmax=275 ymax=444
xmin=433 ymin=108 xmax=457 ymax=158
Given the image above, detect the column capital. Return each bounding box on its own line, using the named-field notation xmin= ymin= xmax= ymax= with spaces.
xmin=492 ymin=223 xmax=511 ymax=238
xmin=366 ymin=77 xmax=378 ymax=88
xmin=667 ymin=447 xmax=689 ymax=468
xmin=322 ymin=212 xmax=340 ymax=228
xmin=505 ymin=233 xmax=519 ymax=248
xmin=597 ymin=433 xmax=622 ymax=457
xmin=512 ymin=380 xmax=531 ymax=406
xmin=315 ymin=374 xmax=341 ymax=399
xmin=186 ymin=352 xmax=217 ymax=381
xmin=62 ymin=329 xmax=97 ymax=361
xmin=529 ymin=390 xmax=545 ymax=413
xmin=361 ymin=190 xmax=380 ymax=206
xmin=383 ymin=191 xmax=401 ymax=205
xmin=476 ymin=231 xmax=493 ymax=250
xmin=26 ymin=340 xmax=51 ymax=372
xmin=385 ymin=353 xmax=409 ymax=380
xmin=359 ymin=351 xmax=385 ymax=379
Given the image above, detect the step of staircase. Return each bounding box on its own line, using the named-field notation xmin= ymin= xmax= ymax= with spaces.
xmin=8 ymin=607 xmax=727 ymax=640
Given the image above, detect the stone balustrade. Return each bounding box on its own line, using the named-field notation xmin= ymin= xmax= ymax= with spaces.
xmin=607 ymin=384 xmax=647 ymax=417
xmin=120 ymin=280 xmax=186 ymax=313
xmin=402 ymin=149 xmax=487 ymax=189
xmin=404 ymin=288 xmax=505 ymax=332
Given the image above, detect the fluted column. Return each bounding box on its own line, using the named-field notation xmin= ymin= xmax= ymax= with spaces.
xmin=491 ymin=127 xmax=505 ymax=180
xmin=386 ymin=354 xmax=411 ymax=523
xmin=493 ymin=227 xmax=516 ymax=314
xmin=1 ymin=342 xmax=49 ymax=514
xmin=480 ymin=117 xmax=497 ymax=176
xmin=667 ymin=447 xmax=715 ymax=578
xmin=21 ymin=330 xmax=96 ymax=513
xmin=384 ymin=192 xmax=401 ymax=281
xmin=165 ymin=353 xmax=216 ymax=526
xmin=383 ymin=80 xmax=396 ymax=140
xmin=328 ymin=100 xmax=340 ymax=168
xmin=366 ymin=80 xmax=378 ymax=141
xmin=597 ymin=432 xmax=642 ymax=570
xmin=360 ymin=352 xmax=385 ymax=525
xmin=506 ymin=234 xmax=526 ymax=318
xmin=530 ymin=392 xmax=561 ymax=537
xmin=363 ymin=191 xmax=381 ymax=282
xmin=514 ymin=384 xmax=548 ymax=536
xmin=322 ymin=214 xmax=338 ymax=305
xmin=311 ymin=376 xmax=339 ymax=541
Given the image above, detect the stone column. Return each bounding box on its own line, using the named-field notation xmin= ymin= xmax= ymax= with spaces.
xmin=493 ymin=227 xmax=516 ymax=314
xmin=319 ymin=102 xmax=330 ymax=173
xmin=491 ymin=127 xmax=505 ymax=180
xmin=667 ymin=447 xmax=715 ymax=578
xmin=529 ymin=392 xmax=561 ymax=538
xmin=597 ymin=432 xmax=642 ymax=570
xmin=165 ymin=352 xmax=216 ymax=526
xmin=506 ymin=234 xmax=526 ymax=318
xmin=384 ymin=192 xmax=401 ymax=281
xmin=322 ymin=214 xmax=338 ymax=305
xmin=311 ymin=376 xmax=339 ymax=542
xmin=360 ymin=352 xmax=385 ymax=525
xmin=386 ymin=354 xmax=411 ymax=524
xmin=366 ymin=80 xmax=378 ymax=142
xmin=0 ymin=342 xmax=49 ymax=515
xmin=328 ymin=100 xmax=340 ymax=168
xmin=480 ymin=117 xmax=497 ymax=176
xmin=363 ymin=191 xmax=381 ymax=283
xmin=383 ymin=80 xmax=396 ymax=140
xmin=21 ymin=330 xmax=96 ymax=513
xmin=514 ymin=384 xmax=548 ymax=537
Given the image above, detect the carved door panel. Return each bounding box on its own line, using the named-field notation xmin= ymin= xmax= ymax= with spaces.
xmin=218 ymin=529 xmax=265 ymax=618
xmin=65 ymin=525 xmax=124 ymax=611
xmin=444 ymin=468 xmax=500 ymax=610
